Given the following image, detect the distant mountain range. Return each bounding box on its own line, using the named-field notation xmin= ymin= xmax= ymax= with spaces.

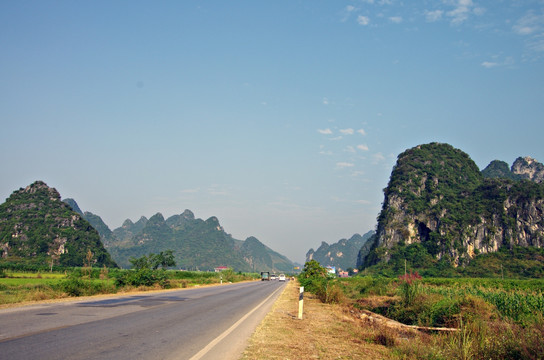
xmin=306 ymin=231 xmax=374 ymax=271
xmin=0 ymin=181 xmax=296 ymax=272
xmin=64 ymin=199 xmax=296 ymax=272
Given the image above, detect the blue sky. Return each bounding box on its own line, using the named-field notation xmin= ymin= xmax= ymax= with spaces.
xmin=1 ymin=1 xmax=543 ymax=264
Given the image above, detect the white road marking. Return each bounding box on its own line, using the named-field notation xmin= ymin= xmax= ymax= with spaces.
xmin=187 ymin=285 xmax=284 ymax=360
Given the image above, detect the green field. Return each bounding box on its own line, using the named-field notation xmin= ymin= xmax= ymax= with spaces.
xmin=0 ymin=268 xmax=259 ymax=306
xmin=299 ymin=261 xmax=544 ymax=359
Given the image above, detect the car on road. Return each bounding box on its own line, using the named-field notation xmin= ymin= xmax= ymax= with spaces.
xmin=278 ymin=274 xmax=286 ymax=281
xmin=270 ymin=274 xmax=277 ymax=280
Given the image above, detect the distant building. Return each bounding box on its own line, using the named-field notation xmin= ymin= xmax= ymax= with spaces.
xmin=214 ymin=266 xmax=229 ymax=272
xmin=326 ymin=266 xmax=336 ymax=275
xmin=338 ymin=271 xmax=349 ymax=278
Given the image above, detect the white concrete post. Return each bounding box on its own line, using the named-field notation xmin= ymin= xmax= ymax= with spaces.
xmin=298 ymin=286 xmax=304 ymax=320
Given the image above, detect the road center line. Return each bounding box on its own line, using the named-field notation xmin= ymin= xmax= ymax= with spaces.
xmin=187 ymin=285 xmax=284 ymax=360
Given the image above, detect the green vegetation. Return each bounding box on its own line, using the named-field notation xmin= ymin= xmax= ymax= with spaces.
xmin=362 ymin=143 xmax=544 ymax=273
xmin=0 ymin=181 xmax=117 ymax=268
xmin=362 ymin=243 xmax=544 ymax=279
xmin=129 ymin=250 xmax=176 ymax=270
xmin=0 ymin=265 xmax=260 ymax=306
xmin=298 ymin=260 xmax=344 ymax=304
xmin=306 ymin=231 xmax=374 ymax=271
xmin=107 ymin=212 xmax=295 ymax=272
xmin=481 ymin=160 xmax=521 ymax=181
xmin=299 ymin=258 xmax=544 ymax=359
xmin=349 ymin=275 xmax=544 ymax=359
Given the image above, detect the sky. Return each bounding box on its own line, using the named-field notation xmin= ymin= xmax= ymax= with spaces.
xmin=1 ymin=1 xmax=543 ymax=264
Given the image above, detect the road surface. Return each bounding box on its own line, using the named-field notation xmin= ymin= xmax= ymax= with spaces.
xmin=0 ymin=280 xmax=287 ymax=360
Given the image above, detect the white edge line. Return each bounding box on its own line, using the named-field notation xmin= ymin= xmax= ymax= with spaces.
xmin=188 ymin=285 xmax=284 ymax=360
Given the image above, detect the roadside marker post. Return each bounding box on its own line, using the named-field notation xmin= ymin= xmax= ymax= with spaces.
xmin=298 ymin=286 xmax=304 ymax=320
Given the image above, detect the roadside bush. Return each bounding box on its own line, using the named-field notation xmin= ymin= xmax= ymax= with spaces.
xmin=114 ymin=269 xmax=169 ymax=288
xmin=298 ymin=260 xmax=344 ymax=304
xmin=313 ymin=279 xmax=345 ymax=304
xmin=58 ymin=278 xmax=114 ymax=297
xmin=298 ymin=260 xmax=328 ymax=293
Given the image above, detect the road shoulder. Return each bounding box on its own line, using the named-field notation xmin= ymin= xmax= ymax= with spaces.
xmin=241 ymin=280 xmax=393 ymax=359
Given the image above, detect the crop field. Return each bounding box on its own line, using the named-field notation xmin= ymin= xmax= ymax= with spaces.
xmin=299 ymin=270 xmax=544 ymax=359
xmin=421 ymin=279 xmax=544 ymax=323
xmin=0 ymin=268 xmax=259 ymax=306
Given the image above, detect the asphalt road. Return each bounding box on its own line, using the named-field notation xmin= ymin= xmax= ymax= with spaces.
xmin=0 ymin=280 xmax=287 ymax=360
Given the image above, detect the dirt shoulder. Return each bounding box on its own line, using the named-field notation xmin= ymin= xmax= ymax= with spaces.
xmin=241 ymin=280 xmax=394 ymax=360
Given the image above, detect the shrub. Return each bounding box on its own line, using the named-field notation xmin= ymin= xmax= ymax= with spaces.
xmin=58 ymin=278 xmax=114 ymax=297
xmin=114 ymin=269 xmax=169 ymax=288
xmin=398 ymin=270 xmax=422 ymax=305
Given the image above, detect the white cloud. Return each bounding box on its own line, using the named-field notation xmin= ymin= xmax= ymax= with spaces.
xmin=208 ymin=185 xmax=230 ymax=196
xmin=424 ymin=10 xmax=443 ymax=22
xmin=481 ymin=61 xmax=498 ymax=68
xmin=514 ymin=11 xmax=544 ymax=36
xmin=336 ymin=162 xmax=355 ymax=168
xmin=357 ymin=15 xmax=370 ymax=26
xmin=339 ymin=128 xmax=354 ymax=135
xmin=372 ymin=152 xmax=386 ymax=164
xmin=181 ymin=188 xmax=200 ymax=193
xmin=527 ymin=37 xmax=544 ymax=53
xmin=356 ymin=199 xmax=371 ymax=205
xmin=357 ymin=128 xmax=367 ymax=136
xmin=322 ymin=97 xmax=330 ymax=105
xmin=351 ymin=171 xmax=365 ymax=177
xmin=341 ymin=5 xmax=358 ymax=22
xmin=481 ymin=56 xmax=515 ymax=68
xmin=330 ymin=136 xmax=343 ymax=141
xmin=319 ymin=150 xmax=333 ymax=155
xmin=446 ymin=0 xmax=481 ymax=25
xmin=345 ymin=146 xmax=356 ymax=153
xmin=317 ymin=128 xmax=333 ymax=135
xmin=357 ymin=144 xmax=369 ymax=151
xmin=389 ymin=16 xmax=402 ymax=24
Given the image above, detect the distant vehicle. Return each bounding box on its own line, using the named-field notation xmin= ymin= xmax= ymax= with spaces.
xmin=261 ymin=271 xmax=270 ymax=281
xmin=270 ymin=274 xmax=277 ymax=280
xmin=279 ymin=274 xmax=286 ymax=281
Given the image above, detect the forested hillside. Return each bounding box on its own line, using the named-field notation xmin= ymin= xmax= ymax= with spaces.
xmin=0 ymin=181 xmax=117 ymax=268
xmin=360 ymin=143 xmax=544 ymax=277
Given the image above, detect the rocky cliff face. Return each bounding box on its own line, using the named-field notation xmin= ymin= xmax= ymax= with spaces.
xmin=512 ymin=156 xmax=544 ymax=183
xmin=359 ymin=143 xmax=544 ymax=269
xmin=306 ymin=231 xmax=374 ymax=270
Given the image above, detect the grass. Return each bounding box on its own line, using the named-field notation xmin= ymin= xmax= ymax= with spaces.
xmin=251 ymin=275 xmax=544 ymax=359
xmin=242 ymin=280 xmax=395 ymax=359
xmin=3 ymin=271 xmax=67 ymax=279
xmin=0 ymin=269 xmax=260 ymax=307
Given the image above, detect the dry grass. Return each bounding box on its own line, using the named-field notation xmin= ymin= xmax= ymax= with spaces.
xmin=241 ymin=280 xmax=395 ymax=360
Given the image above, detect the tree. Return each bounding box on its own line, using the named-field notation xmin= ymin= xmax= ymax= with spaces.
xmin=129 ymin=254 xmax=151 ymax=270
xmin=151 ymin=250 xmax=176 ymax=270
xmin=129 ymin=250 xmax=176 ymax=270
xmin=299 ymin=260 xmax=327 ymax=279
